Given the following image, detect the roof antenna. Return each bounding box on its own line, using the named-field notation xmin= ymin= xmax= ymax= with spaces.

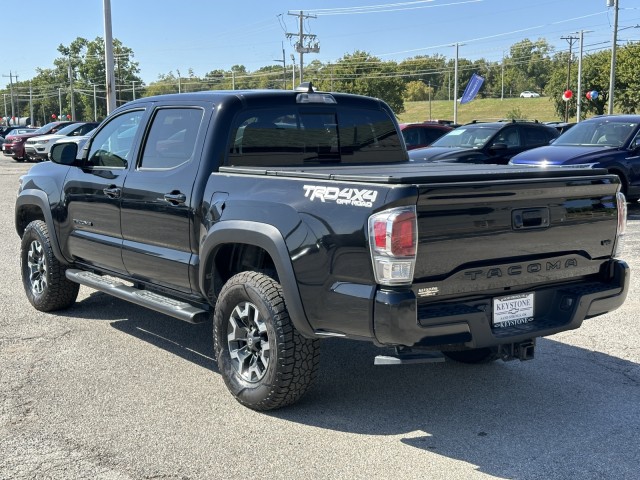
xmin=295 ymin=81 xmax=316 ymax=92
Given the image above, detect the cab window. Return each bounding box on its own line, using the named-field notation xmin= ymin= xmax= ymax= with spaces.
xmin=86 ymin=110 xmax=145 ymax=168
xmin=227 ymin=106 xmax=404 ymax=167
xmin=139 ymin=108 xmax=203 ymax=170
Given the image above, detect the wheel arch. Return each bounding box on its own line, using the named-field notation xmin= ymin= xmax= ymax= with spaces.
xmin=15 ymin=190 xmax=69 ymax=265
xmin=606 ymin=167 xmax=628 ymax=196
xmin=200 ymin=220 xmax=315 ymax=338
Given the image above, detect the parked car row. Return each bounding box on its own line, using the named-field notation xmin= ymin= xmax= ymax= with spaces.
xmin=408 ymin=114 xmax=640 ymax=201
xmin=1 ymin=121 xmax=97 ymax=162
xmin=408 ymin=119 xmax=560 ymax=164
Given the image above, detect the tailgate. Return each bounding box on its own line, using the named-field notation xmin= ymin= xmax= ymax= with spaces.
xmin=413 ymin=173 xmax=620 ymax=298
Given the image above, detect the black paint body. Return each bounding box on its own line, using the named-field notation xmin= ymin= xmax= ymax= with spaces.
xmin=16 ymin=90 xmax=629 ymax=349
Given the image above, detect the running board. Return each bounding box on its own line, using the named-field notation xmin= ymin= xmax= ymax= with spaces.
xmin=374 ymin=349 xmax=445 ymax=365
xmin=65 ymin=269 xmax=209 ymax=324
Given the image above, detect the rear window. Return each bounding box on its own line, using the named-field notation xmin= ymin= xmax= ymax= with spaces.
xmin=227 ymin=107 xmax=404 ymax=167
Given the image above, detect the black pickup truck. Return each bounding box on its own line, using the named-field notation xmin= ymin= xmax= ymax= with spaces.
xmin=16 ymin=86 xmax=630 ymax=410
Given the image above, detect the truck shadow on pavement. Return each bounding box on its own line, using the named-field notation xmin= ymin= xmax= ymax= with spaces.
xmin=67 ymin=291 xmax=639 ymax=479
xmin=64 ymin=291 xmax=217 ymax=372
xmin=287 ymin=337 xmax=640 ymax=479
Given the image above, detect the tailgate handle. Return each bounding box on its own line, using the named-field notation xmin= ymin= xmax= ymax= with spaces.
xmin=512 ymin=208 xmax=549 ymax=230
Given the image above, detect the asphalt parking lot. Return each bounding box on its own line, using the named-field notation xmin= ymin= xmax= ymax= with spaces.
xmin=1 ymin=155 xmax=639 ymax=480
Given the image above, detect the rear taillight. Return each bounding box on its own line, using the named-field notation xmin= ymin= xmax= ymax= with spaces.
xmin=368 ymin=206 xmax=417 ymax=286
xmin=614 ymin=191 xmax=627 ymax=258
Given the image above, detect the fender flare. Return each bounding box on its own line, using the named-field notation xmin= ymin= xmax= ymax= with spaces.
xmin=15 ymin=189 xmax=70 ymax=265
xmin=199 ymin=220 xmax=315 ymax=338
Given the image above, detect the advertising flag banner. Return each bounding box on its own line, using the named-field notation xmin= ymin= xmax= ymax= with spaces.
xmin=460 ymin=73 xmax=485 ymax=104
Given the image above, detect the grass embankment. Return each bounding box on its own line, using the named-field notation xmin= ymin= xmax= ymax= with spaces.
xmin=397 ymin=97 xmax=562 ymax=125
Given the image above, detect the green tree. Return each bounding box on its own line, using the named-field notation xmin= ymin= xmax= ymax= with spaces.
xmin=398 ymin=55 xmax=447 ymax=98
xmin=578 ymin=50 xmax=610 ymax=117
xmin=318 ymin=51 xmax=405 ymax=113
xmin=145 ymin=72 xmax=180 ymax=96
xmin=404 ymin=80 xmax=432 ymax=101
xmin=613 ymin=43 xmax=640 ymax=114
xmin=546 ymin=51 xmax=577 ymax=121
xmin=18 ymin=36 xmax=145 ymax=122
xmin=508 ymin=38 xmax=553 ymax=93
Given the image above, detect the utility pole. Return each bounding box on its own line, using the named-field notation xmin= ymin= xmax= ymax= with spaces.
xmin=608 ymin=0 xmax=619 ymax=114
xmin=576 ymin=30 xmax=586 ymax=122
xmin=291 ymin=55 xmax=296 ymax=90
xmin=132 ymin=80 xmax=136 ymax=100
xmin=68 ymin=57 xmax=75 ymax=121
xmin=14 ymin=74 xmax=19 ymax=122
xmin=561 ymin=35 xmax=578 ymax=122
xmin=2 ymin=94 xmax=7 ymax=123
xmin=103 ymin=0 xmax=117 ymax=114
xmin=58 ymin=87 xmax=63 ymax=120
xmin=286 ymin=11 xmax=320 ymax=84
xmin=428 ymin=81 xmax=432 ymax=120
xmin=177 ymin=69 xmax=181 ymax=93
xmin=501 ymin=51 xmax=505 ymax=101
xmin=453 ymin=43 xmax=460 ymax=125
xmin=29 ymin=81 xmax=33 ymax=125
xmin=2 ymin=72 xmax=15 ymax=121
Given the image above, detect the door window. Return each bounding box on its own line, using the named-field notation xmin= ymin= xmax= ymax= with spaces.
xmin=86 ymin=110 xmax=145 ymax=168
xmin=139 ymin=108 xmax=204 ymax=169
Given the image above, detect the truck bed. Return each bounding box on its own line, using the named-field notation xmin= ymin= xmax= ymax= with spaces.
xmin=219 ymin=162 xmax=613 ymax=184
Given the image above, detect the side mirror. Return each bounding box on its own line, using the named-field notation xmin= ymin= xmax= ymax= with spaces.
xmin=489 ymin=143 xmax=508 ymax=152
xmin=50 ymin=142 xmax=78 ymax=165
xmin=632 ymin=137 xmax=640 ymax=150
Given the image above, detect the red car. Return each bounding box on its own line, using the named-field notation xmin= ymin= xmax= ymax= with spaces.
xmin=2 ymin=121 xmax=77 ymax=161
xmin=400 ymin=122 xmax=454 ymax=150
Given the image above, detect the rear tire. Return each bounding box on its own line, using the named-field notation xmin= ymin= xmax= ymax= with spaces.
xmin=442 ymin=347 xmax=499 ymax=364
xmin=20 ymin=220 xmax=79 ymax=311
xmin=213 ymin=271 xmax=319 ymax=410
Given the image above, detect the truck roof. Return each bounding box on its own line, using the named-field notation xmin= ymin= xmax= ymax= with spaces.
xmin=121 ymin=89 xmax=391 ymax=112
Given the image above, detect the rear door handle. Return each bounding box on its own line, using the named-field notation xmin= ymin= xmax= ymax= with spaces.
xmin=164 ymin=192 xmax=187 ymax=205
xmin=103 ymin=186 xmax=121 ymax=198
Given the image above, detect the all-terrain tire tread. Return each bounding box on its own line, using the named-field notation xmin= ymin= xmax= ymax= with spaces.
xmin=21 ymin=220 xmax=79 ymax=312
xmin=214 ymin=271 xmax=319 ymax=411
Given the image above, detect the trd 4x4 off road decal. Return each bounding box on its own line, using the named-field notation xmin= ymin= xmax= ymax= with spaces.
xmin=303 ymin=185 xmax=378 ymax=207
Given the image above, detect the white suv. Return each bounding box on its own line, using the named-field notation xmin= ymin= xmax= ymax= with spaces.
xmin=25 ymin=122 xmax=98 ymax=161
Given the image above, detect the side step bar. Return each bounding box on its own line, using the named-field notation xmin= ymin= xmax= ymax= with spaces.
xmin=375 ymin=347 xmax=445 ymax=365
xmin=65 ymin=269 xmax=209 ymax=324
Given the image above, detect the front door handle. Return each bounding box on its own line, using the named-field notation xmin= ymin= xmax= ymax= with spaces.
xmin=164 ymin=192 xmax=187 ymax=205
xmin=103 ymin=186 xmax=121 ymax=198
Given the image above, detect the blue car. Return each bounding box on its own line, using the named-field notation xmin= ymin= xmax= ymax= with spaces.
xmin=509 ymin=115 xmax=640 ymax=200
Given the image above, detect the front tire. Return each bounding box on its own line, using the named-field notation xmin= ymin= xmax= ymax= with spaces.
xmin=20 ymin=220 xmax=79 ymax=311
xmin=213 ymin=271 xmax=319 ymax=410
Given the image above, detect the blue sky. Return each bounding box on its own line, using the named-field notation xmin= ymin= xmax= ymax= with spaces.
xmin=4 ymin=0 xmax=639 ymax=88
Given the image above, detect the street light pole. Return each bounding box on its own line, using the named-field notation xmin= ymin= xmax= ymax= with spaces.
xmin=453 ymin=43 xmax=459 ymax=125
xmin=608 ymin=0 xmax=619 ymax=114
xmin=577 ymin=30 xmax=584 ymax=122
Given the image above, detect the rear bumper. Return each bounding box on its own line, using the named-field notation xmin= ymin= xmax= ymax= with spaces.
xmin=373 ymin=259 xmax=630 ymax=348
